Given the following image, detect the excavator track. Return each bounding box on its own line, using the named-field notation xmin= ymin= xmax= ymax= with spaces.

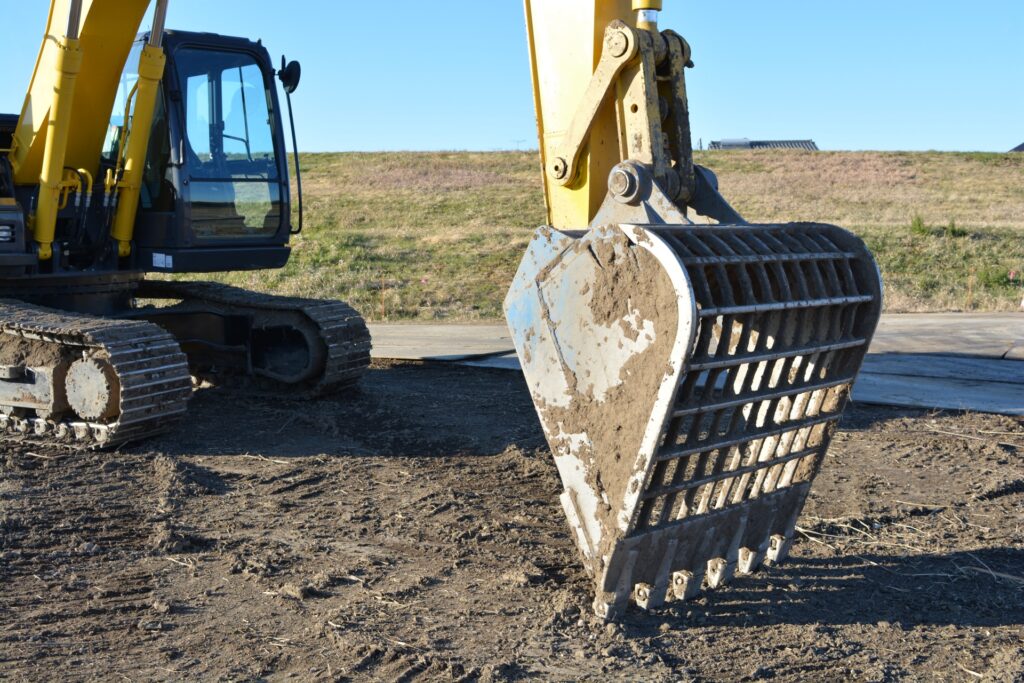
xmin=0 ymin=299 xmax=192 ymax=448
xmin=137 ymin=280 xmax=371 ymax=395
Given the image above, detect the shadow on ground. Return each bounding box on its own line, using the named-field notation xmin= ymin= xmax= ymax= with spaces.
xmin=145 ymin=362 xmax=546 ymax=459
xmin=631 ymin=548 xmax=1024 ymax=630
xmin=147 ymin=361 xmax=953 ymax=460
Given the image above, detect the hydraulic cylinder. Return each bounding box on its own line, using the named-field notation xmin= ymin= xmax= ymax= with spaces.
xmin=33 ymin=34 xmax=83 ymax=261
xmin=110 ymin=43 xmax=165 ymax=258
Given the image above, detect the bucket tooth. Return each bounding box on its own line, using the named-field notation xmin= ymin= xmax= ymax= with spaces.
xmin=593 ymin=549 xmax=639 ymax=621
xmin=506 ymin=221 xmax=882 ymax=620
xmin=633 ymin=582 xmax=657 ymax=610
xmin=766 ymin=534 xmax=793 ymax=566
xmin=737 ymin=545 xmax=765 ymax=575
xmin=670 ymin=570 xmax=701 ymax=602
xmin=708 ymin=508 xmax=749 ymax=588
xmin=706 ymin=557 xmax=735 ymax=589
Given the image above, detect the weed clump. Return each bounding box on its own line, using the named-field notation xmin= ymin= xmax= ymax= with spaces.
xmin=978 ymin=267 xmax=1013 ymax=289
xmin=910 ymin=214 xmax=929 ymax=236
xmin=910 ymin=215 xmax=968 ymax=239
xmin=944 ymin=220 xmax=968 ymax=238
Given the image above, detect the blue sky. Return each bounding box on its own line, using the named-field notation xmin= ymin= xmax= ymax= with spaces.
xmin=2 ymin=1 xmax=1021 ymax=152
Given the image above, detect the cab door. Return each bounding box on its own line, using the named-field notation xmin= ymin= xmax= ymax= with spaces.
xmin=173 ymin=46 xmax=286 ymax=243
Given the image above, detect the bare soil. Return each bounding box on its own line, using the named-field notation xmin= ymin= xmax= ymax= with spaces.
xmin=1 ymin=361 xmax=1022 ymax=682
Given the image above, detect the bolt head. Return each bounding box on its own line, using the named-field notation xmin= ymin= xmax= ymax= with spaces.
xmin=606 ymin=31 xmax=630 ymax=58
xmin=550 ymin=158 xmax=568 ymax=180
xmin=609 ymin=166 xmax=640 ymax=203
xmin=609 ymin=169 xmax=630 ymax=195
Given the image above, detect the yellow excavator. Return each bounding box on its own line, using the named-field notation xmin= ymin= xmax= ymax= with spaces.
xmin=504 ymin=0 xmax=882 ymax=618
xmin=0 ymin=0 xmax=370 ymax=447
xmin=0 ymin=1 xmax=883 ymax=620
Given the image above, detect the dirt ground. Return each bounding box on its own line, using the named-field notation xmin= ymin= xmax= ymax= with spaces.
xmin=1 ymin=361 xmax=1022 ymax=682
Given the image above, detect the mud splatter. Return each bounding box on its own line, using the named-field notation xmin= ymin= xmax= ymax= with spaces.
xmin=535 ymin=231 xmax=680 ymax=569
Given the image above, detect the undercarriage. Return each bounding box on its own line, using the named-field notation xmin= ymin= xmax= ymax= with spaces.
xmin=0 ymin=277 xmax=370 ymax=448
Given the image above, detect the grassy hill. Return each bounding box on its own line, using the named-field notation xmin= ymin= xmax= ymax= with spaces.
xmin=200 ymin=150 xmax=1024 ymax=320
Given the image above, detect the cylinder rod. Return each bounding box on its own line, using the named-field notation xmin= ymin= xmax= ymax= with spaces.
xmin=149 ymin=0 xmax=168 ymax=47
xmin=110 ymin=0 xmax=170 ymax=257
xmin=66 ymin=0 xmax=83 ymax=39
xmin=633 ymin=0 xmax=662 ymax=31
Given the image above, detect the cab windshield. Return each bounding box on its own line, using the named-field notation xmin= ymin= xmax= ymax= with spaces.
xmin=175 ymin=47 xmax=282 ymax=240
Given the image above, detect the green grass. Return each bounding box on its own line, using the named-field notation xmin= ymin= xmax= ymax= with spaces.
xmin=185 ymin=150 xmax=1024 ymax=320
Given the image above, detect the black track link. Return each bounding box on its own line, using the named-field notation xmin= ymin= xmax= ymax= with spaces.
xmin=0 ymin=299 xmax=192 ymax=448
xmin=137 ymin=280 xmax=371 ymax=394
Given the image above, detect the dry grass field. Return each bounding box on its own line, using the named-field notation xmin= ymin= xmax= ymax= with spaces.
xmin=197 ymin=150 xmax=1024 ymax=320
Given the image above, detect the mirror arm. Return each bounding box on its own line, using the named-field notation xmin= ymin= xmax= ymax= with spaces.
xmin=277 ymin=55 xmax=303 ymax=234
xmin=283 ymin=86 xmax=302 ymax=235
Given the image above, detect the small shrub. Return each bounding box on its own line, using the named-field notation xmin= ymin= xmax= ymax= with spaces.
xmin=944 ymin=219 xmax=968 ymax=238
xmin=977 ymin=267 xmax=1012 ymax=289
xmin=910 ymin=214 xmax=930 ymax=236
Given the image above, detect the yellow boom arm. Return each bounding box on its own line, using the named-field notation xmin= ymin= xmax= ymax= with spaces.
xmin=9 ymin=0 xmax=165 ymax=259
xmin=525 ymin=0 xmax=636 ymax=229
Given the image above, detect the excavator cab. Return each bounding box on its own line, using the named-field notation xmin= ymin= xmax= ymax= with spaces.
xmin=103 ymin=31 xmax=295 ymax=273
xmin=505 ymin=0 xmax=883 ymax=620
xmin=2 ymin=4 xmax=301 ymax=282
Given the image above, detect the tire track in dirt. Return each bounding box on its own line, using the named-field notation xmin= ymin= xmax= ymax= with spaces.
xmin=1 ymin=363 xmax=1022 ymax=681
xmin=0 ymin=450 xmax=169 ymax=678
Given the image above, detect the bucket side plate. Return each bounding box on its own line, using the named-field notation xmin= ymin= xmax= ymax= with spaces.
xmin=504 ymin=224 xmax=697 ymax=576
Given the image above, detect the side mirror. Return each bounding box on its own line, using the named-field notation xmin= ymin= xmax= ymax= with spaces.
xmin=278 ymin=56 xmax=301 ymax=94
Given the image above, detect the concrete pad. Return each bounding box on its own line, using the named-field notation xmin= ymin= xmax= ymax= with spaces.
xmin=862 ymin=353 xmax=1024 ymax=384
xmin=852 ymin=373 xmax=1024 ymax=416
xmin=462 ymin=353 xmax=520 ymax=371
xmin=370 ymin=314 xmax=1024 ymax=362
xmin=869 ymin=313 xmax=1023 ymax=359
xmin=466 ymin=352 xmax=1024 ymax=416
xmin=367 ymin=323 xmax=511 ymax=361
xmin=368 ymin=315 xmax=1024 ymax=416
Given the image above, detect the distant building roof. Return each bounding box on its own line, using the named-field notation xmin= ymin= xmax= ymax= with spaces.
xmin=1011 ymin=142 xmax=1024 ymax=153
xmin=709 ymin=138 xmax=819 ymax=151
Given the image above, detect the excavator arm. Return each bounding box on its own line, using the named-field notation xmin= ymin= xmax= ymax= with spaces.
xmin=506 ymin=0 xmax=884 ymax=620
xmin=9 ymin=0 xmax=167 ymax=259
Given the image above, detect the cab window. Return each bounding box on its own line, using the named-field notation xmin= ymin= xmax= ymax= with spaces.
xmin=175 ymin=47 xmax=281 ymax=240
xmin=103 ymin=43 xmax=174 ymax=212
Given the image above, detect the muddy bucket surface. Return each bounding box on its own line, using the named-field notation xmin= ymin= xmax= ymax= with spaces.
xmin=504 ymin=222 xmax=882 ymax=620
